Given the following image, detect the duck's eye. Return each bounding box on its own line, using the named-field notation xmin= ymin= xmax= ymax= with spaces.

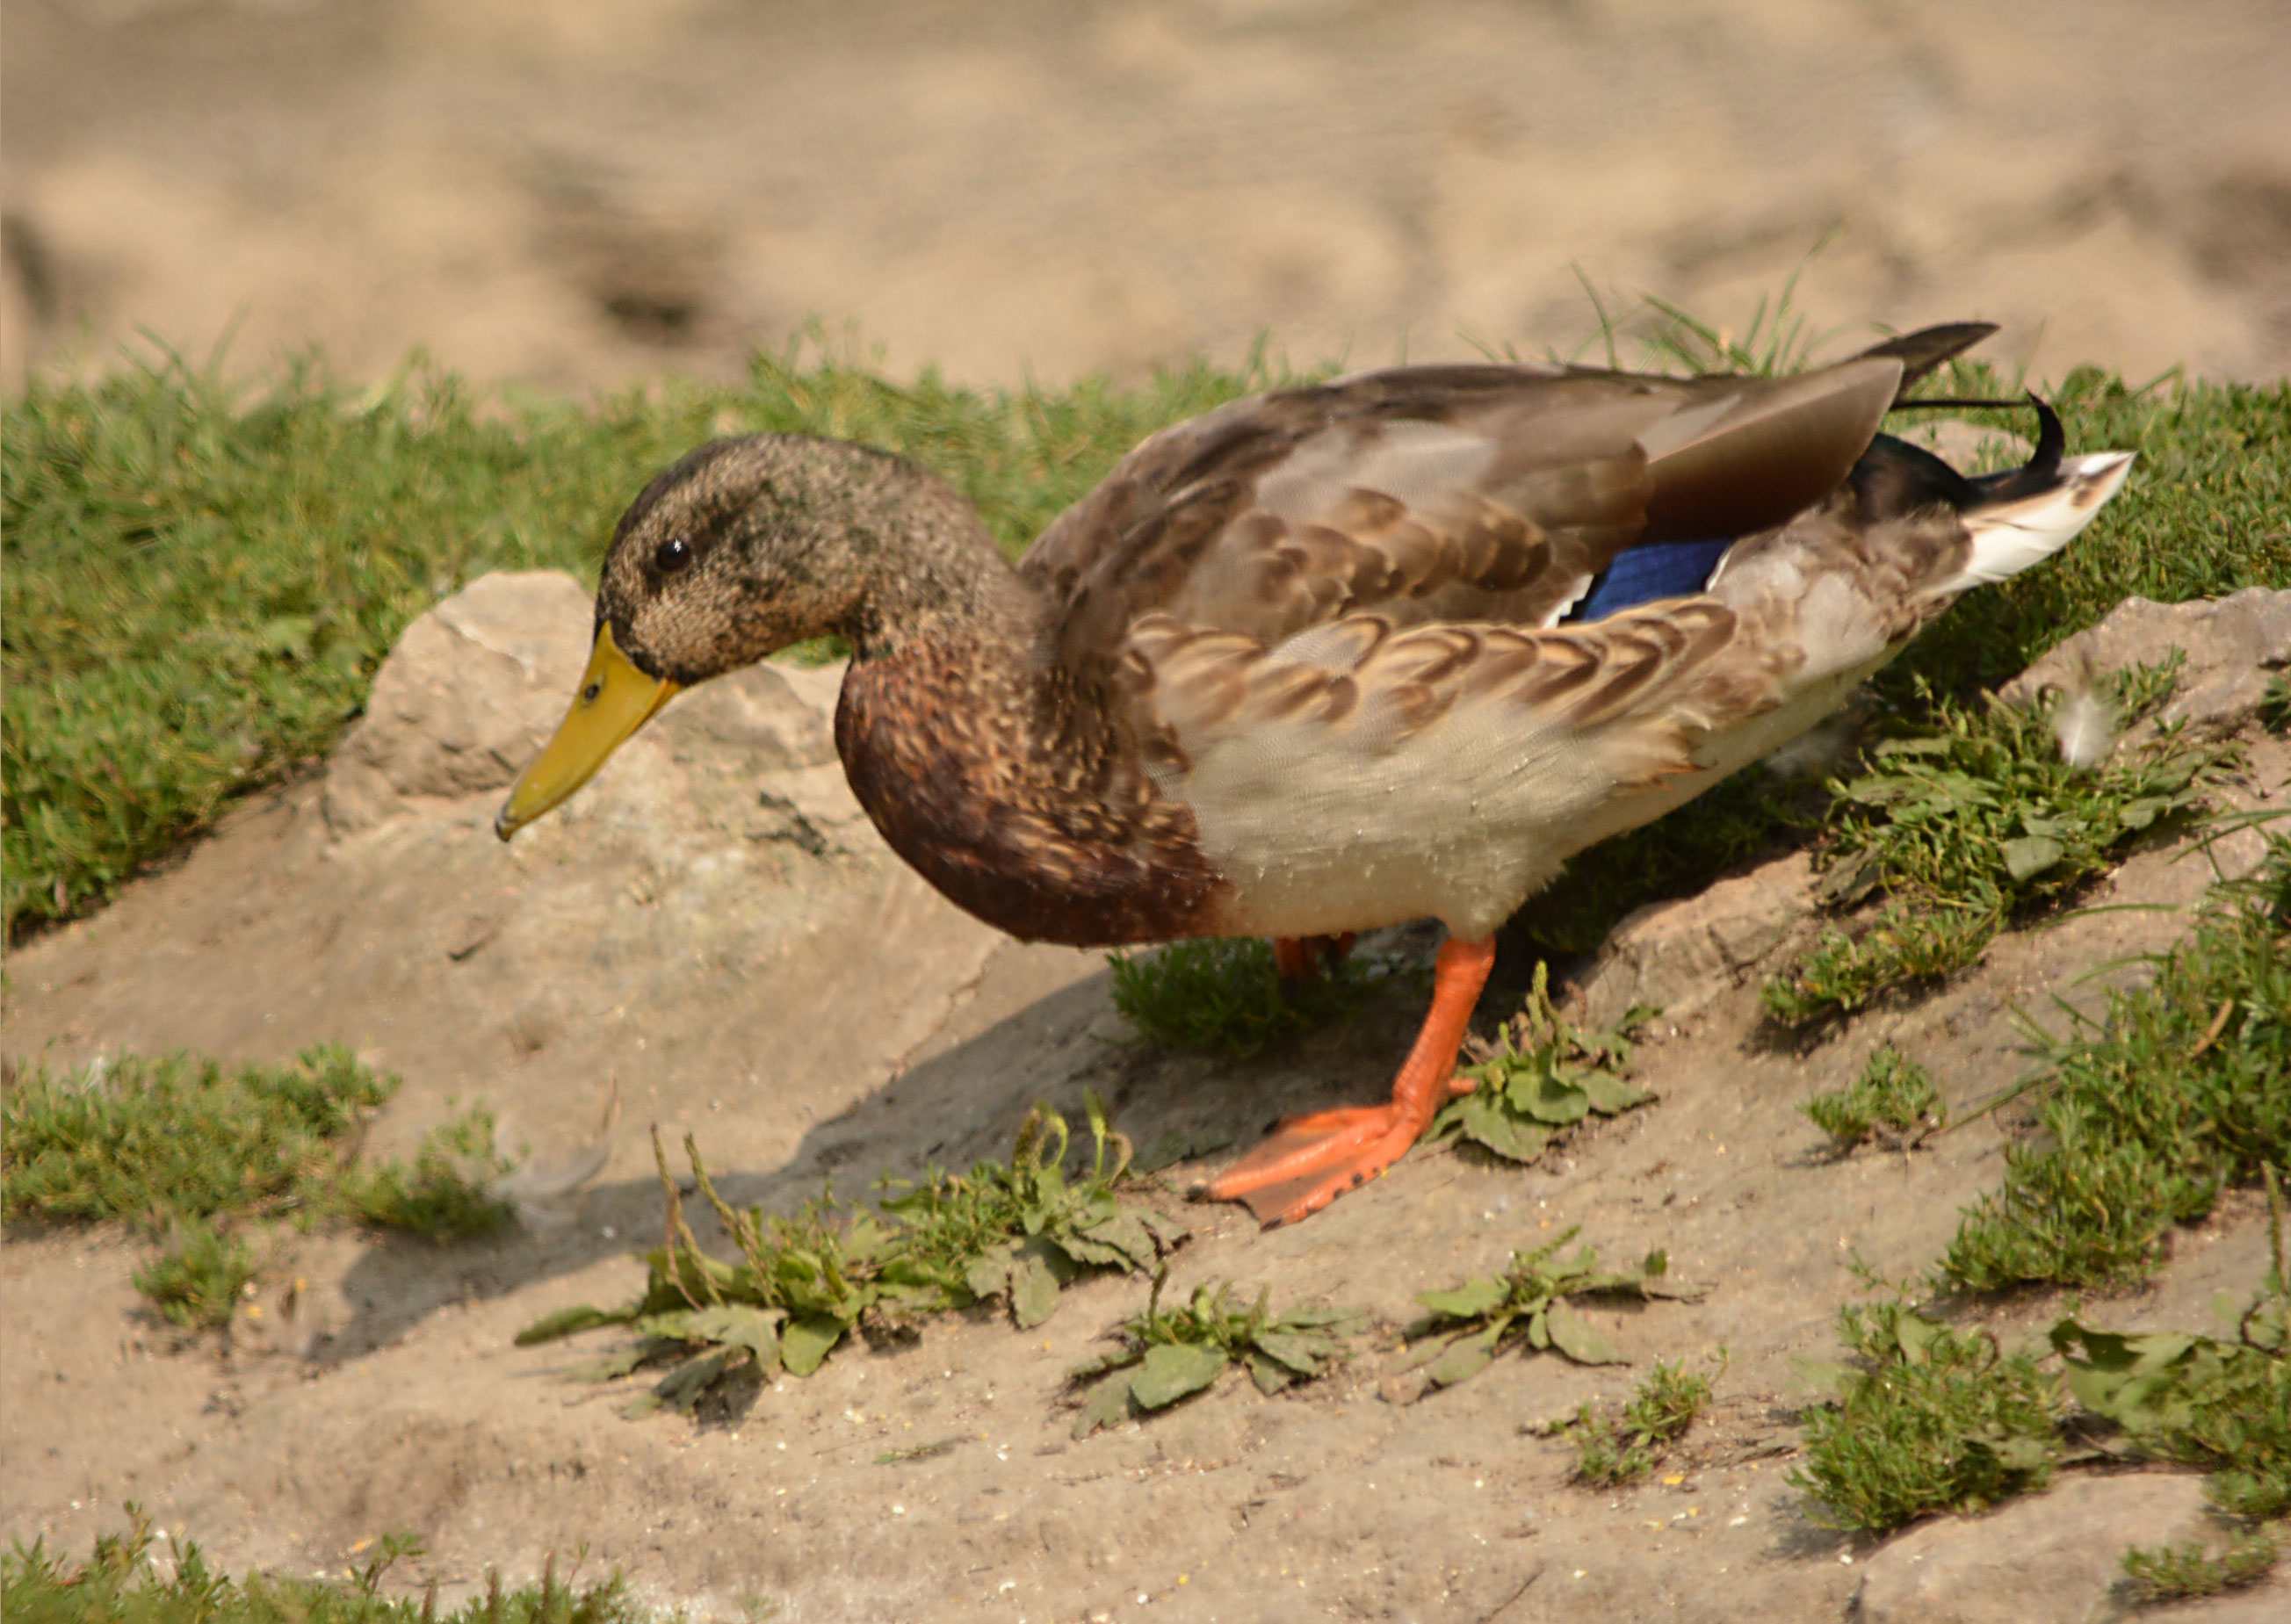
xmin=654 ymin=537 xmax=694 ymax=574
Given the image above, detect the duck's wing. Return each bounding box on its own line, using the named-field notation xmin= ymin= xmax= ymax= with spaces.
xmin=1019 ymin=349 xmax=1935 ymax=669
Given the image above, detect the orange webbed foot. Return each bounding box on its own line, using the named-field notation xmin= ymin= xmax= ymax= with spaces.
xmin=1209 ymin=935 xmax=1495 ymax=1225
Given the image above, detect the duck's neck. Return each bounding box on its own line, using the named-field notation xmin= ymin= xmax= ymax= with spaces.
xmin=829 ymin=473 xmax=1225 ymax=948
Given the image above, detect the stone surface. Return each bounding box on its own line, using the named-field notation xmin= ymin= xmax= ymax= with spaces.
xmin=1851 ymin=1472 xmax=2215 ymax=1624
xmin=322 ymin=570 xmax=837 ymax=835
xmin=2001 ymin=587 xmax=2291 ymax=740
xmin=1572 ymin=852 xmax=1816 ymax=1029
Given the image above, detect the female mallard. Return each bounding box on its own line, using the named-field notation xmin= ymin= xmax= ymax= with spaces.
xmin=495 ymin=323 xmax=2131 ymax=1224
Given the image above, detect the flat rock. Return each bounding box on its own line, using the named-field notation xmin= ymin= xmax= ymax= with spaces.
xmin=1851 ymin=1471 xmax=2215 ymax=1624
xmin=2000 ymin=587 xmax=2291 ymax=739
xmin=1572 ymin=851 xmax=1814 ymax=1029
xmin=322 ymin=570 xmax=836 ymax=835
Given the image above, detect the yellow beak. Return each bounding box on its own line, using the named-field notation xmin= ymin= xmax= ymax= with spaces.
xmin=495 ymin=624 xmax=681 ymax=841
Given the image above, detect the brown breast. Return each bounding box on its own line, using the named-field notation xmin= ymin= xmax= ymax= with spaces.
xmin=833 ymin=639 xmax=1229 ymax=949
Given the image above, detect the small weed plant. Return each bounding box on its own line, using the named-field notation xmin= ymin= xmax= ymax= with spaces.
xmin=1940 ymin=825 xmax=2291 ymax=1290
xmin=130 ymin=1216 xmax=259 ymax=1331
xmin=1066 ymin=1274 xmax=1364 ymax=1438
xmin=1789 ymin=1297 xmax=2059 ymax=1533
xmin=2050 ymin=1174 xmax=2291 ymax=1532
xmin=2121 ymin=1533 xmax=2278 ymax=1604
xmin=1558 ymin=1354 xmax=1722 ymax=1487
xmin=1403 ymin=1228 xmax=1692 ymax=1393
xmin=0 ymin=1505 xmax=640 ymax=1624
xmin=1801 ymin=1045 xmax=1943 ymax=1151
xmin=1 ymin=1045 xmax=513 ymax=1326
xmin=517 ymin=1097 xmax=1185 ymax=1419
xmin=1427 ymin=963 xmax=1652 ymax=1163
xmin=1766 ymin=664 xmax=2230 ymax=1026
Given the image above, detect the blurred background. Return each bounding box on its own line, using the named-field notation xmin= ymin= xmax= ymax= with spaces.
xmin=4 ymin=0 xmax=2287 ymax=396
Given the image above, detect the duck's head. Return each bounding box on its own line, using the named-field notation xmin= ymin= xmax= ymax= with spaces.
xmin=494 ymin=434 xmax=936 ymax=841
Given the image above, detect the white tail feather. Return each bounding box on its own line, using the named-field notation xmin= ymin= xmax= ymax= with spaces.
xmin=1934 ymin=451 xmax=2136 ymax=593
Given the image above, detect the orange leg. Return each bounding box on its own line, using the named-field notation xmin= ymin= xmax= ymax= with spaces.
xmin=1210 ymin=934 xmax=1496 ymax=1225
xmin=1271 ymin=932 xmax=1360 ymax=989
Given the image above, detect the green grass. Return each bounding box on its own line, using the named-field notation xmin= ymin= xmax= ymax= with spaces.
xmin=1106 ymin=936 xmax=1394 ymax=1058
xmin=1066 ymin=1274 xmax=1363 ymax=1438
xmin=2121 ymin=1534 xmax=2279 ymax=1604
xmin=2 ymin=336 xmax=1296 ymax=936
xmin=1801 ymin=1046 xmax=1944 ymax=1151
xmin=1938 ymin=825 xmax=2291 ymax=1291
xmin=1763 ymin=664 xmax=2230 ymax=1027
xmin=1 ymin=1510 xmax=642 ymax=1624
xmin=1 ymin=1045 xmax=514 ymax=1326
xmin=130 ymin=1216 xmax=257 ymax=1331
xmin=7 ymin=333 xmax=2283 ymax=954
xmin=1558 ymin=1355 xmax=1721 ymax=1487
xmin=2052 ymin=1176 xmax=2291 ymax=1528
xmin=517 ymin=1098 xmax=1186 ymax=1419
xmin=1788 ymin=1298 xmax=2059 ymax=1533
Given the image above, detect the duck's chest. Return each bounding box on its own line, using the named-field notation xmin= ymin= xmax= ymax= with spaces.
xmin=833 ymin=646 xmax=1229 ymax=948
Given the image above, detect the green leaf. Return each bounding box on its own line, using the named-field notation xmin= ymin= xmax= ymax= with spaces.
xmin=1579 ymin=1072 xmax=1651 ymax=1114
xmin=1130 ymin=1342 xmax=1228 ymax=1410
xmin=1544 ymin=1301 xmax=1625 ymax=1365
xmin=1009 ymin=1245 xmax=1066 ymax=1330
xmin=1443 ymin=1089 xmax=1551 ymax=1162
xmin=1253 ymin=1330 xmax=1333 ymax=1376
xmin=778 ymin=1313 xmax=847 ymax=1376
xmin=1518 ymin=1072 xmax=1592 ymax=1126
xmin=1424 ymin=1321 xmax=1505 ymax=1389
xmin=1073 ymin=1373 xmax=1138 ymax=1439
xmin=567 ymin=1347 xmax=648 ymax=1383
xmin=1417 ymin=1276 xmax=1508 ymax=1320
xmin=515 ymin=1303 xmax=630 ymax=1346
xmin=1246 ymin=1353 xmax=1295 ymax=1395
xmin=2003 ymin=835 xmax=2065 ymax=883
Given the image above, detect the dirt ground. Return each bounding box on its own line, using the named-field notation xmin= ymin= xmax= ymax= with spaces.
xmin=4 ymin=0 xmax=2291 ymax=397
xmin=5 ymin=573 xmax=2289 ymax=1622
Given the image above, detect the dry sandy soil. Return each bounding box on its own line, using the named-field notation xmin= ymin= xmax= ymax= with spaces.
xmin=4 ymin=576 xmax=2289 ymax=1622
xmin=4 ymin=0 xmax=2291 ymax=396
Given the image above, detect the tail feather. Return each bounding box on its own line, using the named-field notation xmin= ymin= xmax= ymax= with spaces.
xmin=1936 ymin=450 xmax=2136 ymax=592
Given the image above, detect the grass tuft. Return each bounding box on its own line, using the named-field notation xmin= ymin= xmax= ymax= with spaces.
xmin=1763 ymin=665 xmax=2230 ymax=1027
xmin=1789 ymin=1297 xmax=2058 ymax=1533
xmin=0 ymin=1505 xmax=642 ymax=1624
xmin=1107 ymin=936 xmax=1396 ymax=1058
xmin=1939 ymin=826 xmax=2291 ymax=1291
xmin=1801 ymin=1046 xmax=1943 ymax=1151
xmin=131 ymin=1216 xmax=258 ymax=1331
xmin=1 ymin=1045 xmax=514 ymax=1326
xmin=1559 ymin=1354 xmax=1722 ymax=1487
xmin=2121 ymin=1533 xmax=2279 ymax=1604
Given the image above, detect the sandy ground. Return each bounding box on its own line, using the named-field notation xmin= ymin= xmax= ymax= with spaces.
xmin=4 ymin=572 xmax=2289 ymax=1621
xmin=4 ymin=0 xmax=2290 ymax=398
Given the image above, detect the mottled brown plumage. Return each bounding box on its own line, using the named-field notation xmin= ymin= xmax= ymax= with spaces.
xmin=499 ymin=321 xmax=2135 ymax=1224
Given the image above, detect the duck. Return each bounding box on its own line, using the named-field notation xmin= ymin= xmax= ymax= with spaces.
xmin=493 ymin=321 xmax=2134 ymax=1226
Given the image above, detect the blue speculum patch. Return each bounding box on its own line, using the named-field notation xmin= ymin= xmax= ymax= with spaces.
xmin=1570 ymin=537 xmax=1734 ymax=622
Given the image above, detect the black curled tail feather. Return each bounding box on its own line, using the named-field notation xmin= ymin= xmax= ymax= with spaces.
xmin=1851 ymin=393 xmax=2071 ymax=523
xmin=1963 ymin=395 xmax=2066 ymax=505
